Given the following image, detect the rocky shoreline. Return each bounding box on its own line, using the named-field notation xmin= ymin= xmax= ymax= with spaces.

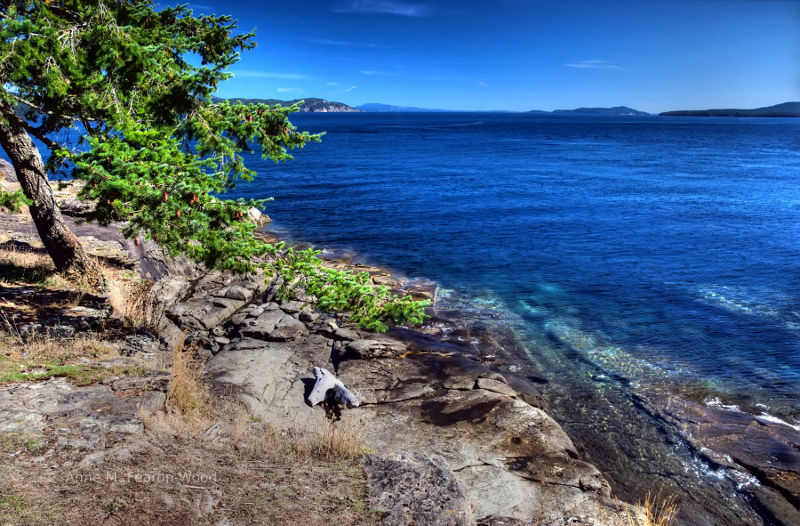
xmin=147 ymin=231 xmax=631 ymax=525
xmin=0 ymin=180 xmax=637 ymax=525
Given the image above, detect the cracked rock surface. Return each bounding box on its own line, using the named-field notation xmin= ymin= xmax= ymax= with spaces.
xmin=185 ymin=272 xmax=625 ymax=525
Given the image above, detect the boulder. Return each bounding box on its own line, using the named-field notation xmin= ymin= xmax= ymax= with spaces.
xmin=246 ymin=207 xmax=270 ymax=227
xmin=372 ymin=274 xmax=402 ymax=289
xmin=334 ymin=327 xmax=360 ymax=342
xmin=240 ymin=309 xmax=284 ymax=339
xmin=239 ymin=310 xmax=307 ymax=341
xmin=223 ymin=285 xmax=252 ymax=301
xmin=270 ymin=313 xmax=308 ymax=341
xmin=280 ymin=300 xmax=305 ymax=314
xmin=298 ymin=307 xmax=319 ymax=323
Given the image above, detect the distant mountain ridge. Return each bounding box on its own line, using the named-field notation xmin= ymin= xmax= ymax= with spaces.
xmin=552 ymin=106 xmax=650 ymax=116
xmin=660 ymin=101 xmax=800 ymax=117
xmin=213 ymin=97 xmax=360 ymax=112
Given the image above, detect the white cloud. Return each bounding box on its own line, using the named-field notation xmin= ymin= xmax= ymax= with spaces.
xmin=230 ymin=70 xmax=314 ymax=80
xmin=277 ymin=87 xmax=302 ymax=93
xmin=344 ymin=85 xmax=358 ymax=92
xmin=478 ymin=81 xmax=487 ymax=86
xmin=565 ymin=60 xmax=623 ymax=70
xmin=326 ymin=81 xmax=340 ymax=86
xmin=359 ymin=69 xmax=396 ymax=76
xmin=333 ymin=0 xmax=430 ymax=17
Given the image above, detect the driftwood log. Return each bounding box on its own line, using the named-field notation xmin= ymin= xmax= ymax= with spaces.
xmin=308 ymin=367 xmax=360 ymax=408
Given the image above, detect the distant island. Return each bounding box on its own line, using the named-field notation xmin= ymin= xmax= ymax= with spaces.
xmin=357 ymin=103 xmax=454 ymax=112
xmin=213 ymin=97 xmax=360 ymax=112
xmin=660 ymin=101 xmax=800 ymax=117
xmin=551 ymin=106 xmax=650 ymax=116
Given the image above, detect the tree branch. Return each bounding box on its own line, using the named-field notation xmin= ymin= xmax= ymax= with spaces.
xmin=20 ymin=121 xmax=61 ymax=152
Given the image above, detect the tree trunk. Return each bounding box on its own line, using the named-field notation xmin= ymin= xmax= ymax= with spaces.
xmin=0 ymin=100 xmax=100 ymax=280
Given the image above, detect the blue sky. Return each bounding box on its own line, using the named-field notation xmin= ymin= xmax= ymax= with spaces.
xmin=187 ymin=0 xmax=799 ymax=113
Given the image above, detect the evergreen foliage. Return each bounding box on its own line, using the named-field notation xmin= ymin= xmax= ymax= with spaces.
xmin=0 ymin=189 xmax=30 ymax=212
xmin=0 ymin=0 xmax=428 ymax=331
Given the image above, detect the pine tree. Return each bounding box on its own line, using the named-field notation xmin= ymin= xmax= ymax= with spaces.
xmin=0 ymin=0 xmax=428 ymax=330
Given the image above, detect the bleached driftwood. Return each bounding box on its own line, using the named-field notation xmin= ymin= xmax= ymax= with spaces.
xmin=308 ymin=367 xmax=360 ymax=408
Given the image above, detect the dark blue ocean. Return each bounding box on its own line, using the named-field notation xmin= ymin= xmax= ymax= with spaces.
xmin=233 ymin=112 xmax=800 ymax=421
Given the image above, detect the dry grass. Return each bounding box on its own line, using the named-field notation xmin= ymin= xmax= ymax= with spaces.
xmin=0 ymin=421 xmax=380 ymax=526
xmin=0 ymin=232 xmax=164 ymax=332
xmin=0 ymin=321 xmax=147 ymax=386
xmin=292 ymin=419 xmax=368 ymax=462
xmin=0 ymin=327 xmax=376 ymax=525
xmin=621 ymin=492 xmax=679 ymax=526
xmin=0 ymin=238 xmax=107 ymax=305
xmin=165 ymin=338 xmax=211 ymax=422
xmin=0 ymin=318 xmax=118 ymax=364
xmin=0 ymin=242 xmax=57 ymax=285
xmin=106 ymin=273 xmax=163 ymax=331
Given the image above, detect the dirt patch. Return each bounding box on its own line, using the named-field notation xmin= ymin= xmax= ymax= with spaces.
xmin=0 ymin=427 xmax=380 ymax=526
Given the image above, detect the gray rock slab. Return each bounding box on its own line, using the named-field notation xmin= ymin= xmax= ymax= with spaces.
xmin=372 ymin=275 xmax=402 ymax=289
xmin=443 ymin=377 xmax=476 ymax=390
xmin=280 ymin=300 xmax=306 ymax=314
xmin=334 ymin=327 xmax=360 ymax=341
xmin=139 ymin=391 xmax=167 ymax=413
xmin=363 ymin=452 xmax=475 ymax=526
xmin=207 ymin=336 xmax=332 ymax=430
xmin=224 ymin=285 xmax=252 ymax=301
xmin=352 ymin=387 xmax=615 ymax=522
xmin=111 ymin=373 xmax=170 ymax=392
xmin=204 ymin=327 xmax=625 ymax=524
xmin=239 ymin=309 xmax=284 ymax=339
xmin=345 ymin=338 xmax=407 ymax=359
xmin=270 ymin=314 xmax=309 ymax=341
xmin=476 ymin=378 xmax=518 ymax=398
xmin=79 ymin=451 xmax=107 ymax=468
xmin=0 ymin=379 xmax=145 ymax=443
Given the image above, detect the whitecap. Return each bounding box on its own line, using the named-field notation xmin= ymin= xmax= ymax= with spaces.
xmin=755 ymin=412 xmax=800 ymax=432
xmin=704 ymin=397 xmax=742 ymax=412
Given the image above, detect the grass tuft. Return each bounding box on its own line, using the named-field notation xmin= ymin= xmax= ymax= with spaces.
xmin=623 ymin=492 xmax=679 ymax=526
xmin=107 ymin=274 xmax=163 ymax=331
xmin=165 ymin=337 xmax=211 ymax=422
xmin=293 ymin=419 xmax=368 ymax=462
